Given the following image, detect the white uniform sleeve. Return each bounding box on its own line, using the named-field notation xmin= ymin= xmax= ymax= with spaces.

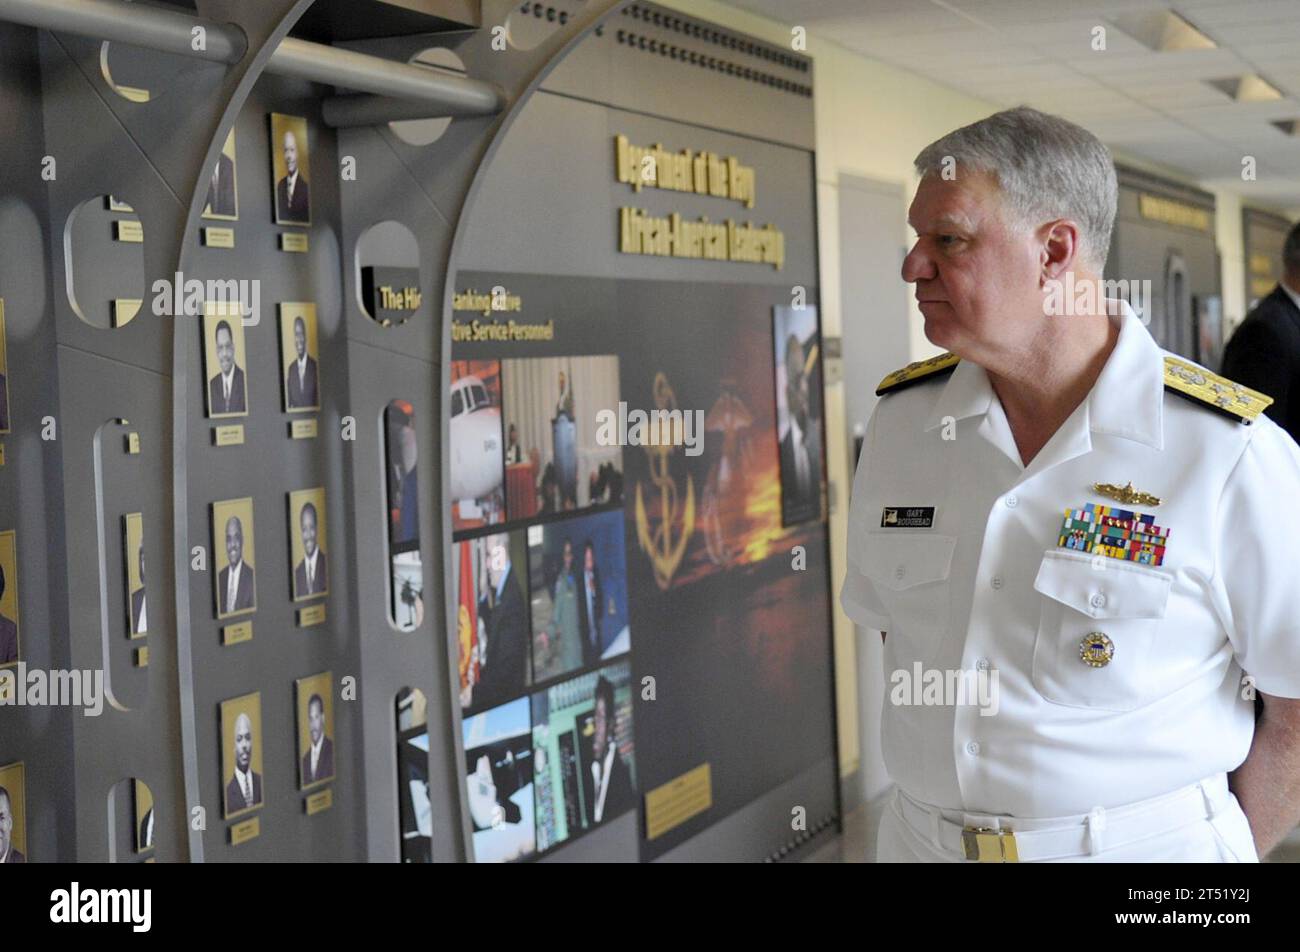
xmin=1214 ymin=422 xmax=1300 ymax=698
xmin=839 ymin=406 xmax=892 ymax=632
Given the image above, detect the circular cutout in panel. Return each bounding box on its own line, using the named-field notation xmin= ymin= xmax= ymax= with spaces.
xmin=505 ymin=1 xmax=581 ymax=50
xmin=356 ymin=222 xmax=421 ymax=326
xmin=389 ymin=48 xmax=468 ymax=147
xmin=100 ymin=0 xmax=202 ymax=103
xmin=66 ymin=196 xmax=147 ymax=330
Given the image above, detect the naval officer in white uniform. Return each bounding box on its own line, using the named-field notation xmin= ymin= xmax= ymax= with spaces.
xmin=842 ymin=106 xmax=1300 ymax=862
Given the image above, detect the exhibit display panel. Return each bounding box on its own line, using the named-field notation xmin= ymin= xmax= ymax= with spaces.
xmin=0 ymin=0 xmax=838 ymax=863
xmin=1107 ymin=167 xmax=1221 ymax=370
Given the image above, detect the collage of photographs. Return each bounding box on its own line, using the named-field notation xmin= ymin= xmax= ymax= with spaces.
xmin=449 ymin=354 xmax=635 ymax=861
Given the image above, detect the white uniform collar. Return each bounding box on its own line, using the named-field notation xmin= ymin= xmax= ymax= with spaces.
xmin=923 ymin=299 xmax=1164 ymax=453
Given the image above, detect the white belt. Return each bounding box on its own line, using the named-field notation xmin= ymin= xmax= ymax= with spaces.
xmin=895 ymin=774 xmax=1233 ymax=862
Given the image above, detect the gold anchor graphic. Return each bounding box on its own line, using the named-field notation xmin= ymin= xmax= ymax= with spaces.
xmin=635 ymin=372 xmax=695 ymax=590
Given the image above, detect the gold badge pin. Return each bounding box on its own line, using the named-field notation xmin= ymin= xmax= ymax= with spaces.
xmin=1079 ymin=632 xmax=1114 ymax=668
xmin=1092 ymin=481 xmax=1161 ymax=507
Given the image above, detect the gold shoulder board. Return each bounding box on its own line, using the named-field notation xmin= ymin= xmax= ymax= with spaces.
xmin=1163 ymin=356 xmax=1273 ymax=424
xmin=875 ymin=352 xmax=960 ymax=396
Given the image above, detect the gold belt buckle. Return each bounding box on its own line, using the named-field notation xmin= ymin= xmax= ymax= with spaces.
xmin=961 ymin=826 xmax=1019 ymax=863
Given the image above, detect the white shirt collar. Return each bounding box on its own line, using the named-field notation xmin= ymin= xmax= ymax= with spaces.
xmin=924 ymin=299 xmax=1164 ymax=451
xmin=297 ymin=354 xmax=308 ymax=375
xmin=222 ymin=366 xmax=235 ymax=390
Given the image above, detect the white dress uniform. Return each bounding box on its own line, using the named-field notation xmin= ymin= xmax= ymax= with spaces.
xmin=841 ymin=301 xmax=1300 ymax=862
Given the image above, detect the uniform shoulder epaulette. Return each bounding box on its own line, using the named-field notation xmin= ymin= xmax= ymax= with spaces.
xmin=1163 ymin=355 xmax=1273 ymax=424
xmin=875 ymin=352 xmax=960 ymax=396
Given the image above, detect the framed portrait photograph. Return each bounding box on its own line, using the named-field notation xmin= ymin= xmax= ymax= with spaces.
xmin=202 ymin=127 xmax=239 ymax=222
xmin=220 ymin=692 xmax=264 ymax=820
xmin=212 ymin=498 xmax=256 ymax=620
xmin=0 ymin=299 xmax=11 ymax=435
xmin=279 ymin=303 xmax=320 ymax=413
xmin=133 ymin=778 xmax=154 ymax=855
xmin=288 ymin=487 xmax=328 ymax=602
xmin=295 ymin=671 xmax=335 ymax=790
xmin=0 ymin=530 xmax=18 ymax=668
xmin=202 ymin=301 xmax=249 ymax=419
xmin=269 ymin=113 xmax=311 ymax=226
xmin=772 ymin=305 xmax=826 ymax=528
xmin=122 ymin=513 xmax=148 ymax=638
xmin=0 ymin=761 xmax=26 ymax=863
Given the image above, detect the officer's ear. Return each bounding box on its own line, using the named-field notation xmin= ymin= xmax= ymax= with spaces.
xmin=1038 ymin=218 xmax=1082 ymax=284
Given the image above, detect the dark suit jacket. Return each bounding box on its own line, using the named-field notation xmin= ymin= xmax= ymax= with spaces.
xmin=138 ymin=808 xmax=154 ymax=850
xmin=0 ymin=614 xmax=16 ymax=663
xmin=578 ymin=569 xmax=603 ymax=667
xmin=301 ymin=735 xmax=335 ymax=786
xmin=780 ymin=427 xmax=820 ymax=514
xmin=225 ymin=770 xmax=263 ymax=812
xmin=585 ymin=748 xmax=635 ymax=825
xmin=218 ymin=562 xmax=255 ymax=615
xmin=294 ymin=553 xmax=327 ymax=598
xmin=205 ymin=152 xmax=237 ymax=218
xmin=130 ymin=587 xmax=147 ymax=635
xmin=208 ymin=365 xmax=246 ymax=415
xmin=474 ymin=566 xmax=528 ymax=711
xmin=1221 ymin=285 xmax=1300 ymax=444
xmin=275 ymin=173 xmax=310 ymax=224
xmin=4 ymin=847 xmax=24 ymax=863
xmin=286 ymin=355 xmax=319 ymax=409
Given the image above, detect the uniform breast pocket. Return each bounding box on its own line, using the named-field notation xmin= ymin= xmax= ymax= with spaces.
xmin=1031 ymin=549 xmax=1173 ymax=712
xmin=858 ymin=532 xmax=956 ymax=663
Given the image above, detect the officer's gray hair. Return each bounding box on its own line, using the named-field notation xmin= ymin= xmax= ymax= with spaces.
xmin=913 ymin=106 xmax=1118 ymax=274
xmin=1284 ymin=220 xmax=1300 ymax=277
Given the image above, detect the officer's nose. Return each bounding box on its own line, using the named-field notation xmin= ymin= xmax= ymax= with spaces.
xmin=901 ymin=241 xmax=935 ymax=284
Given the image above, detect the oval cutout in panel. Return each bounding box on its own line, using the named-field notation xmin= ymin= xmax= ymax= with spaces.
xmin=384 ymin=401 xmax=423 ymax=631
xmin=389 ymin=48 xmax=467 ymax=147
xmin=66 ymin=196 xmax=147 ymax=330
xmin=94 ymin=418 xmax=151 ymax=713
xmin=99 ymin=0 xmax=201 ymax=104
xmin=357 ymin=223 xmax=421 ymax=326
xmin=395 ymin=687 xmax=430 ymax=862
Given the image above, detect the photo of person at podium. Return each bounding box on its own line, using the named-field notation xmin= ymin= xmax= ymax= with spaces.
xmin=501 ymin=356 xmax=624 ymax=520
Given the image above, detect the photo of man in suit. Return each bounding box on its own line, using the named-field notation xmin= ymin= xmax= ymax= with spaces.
xmin=293 ymin=500 xmax=327 ymax=599
xmin=387 ymin=403 xmax=420 ymax=547
xmin=224 ymin=711 xmax=263 ymax=814
xmin=300 ymin=692 xmax=335 ymax=787
xmin=285 ymin=313 xmax=319 ymax=410
xmin=274 ymin=125 xmax=311 ymax=225
xmin=778 ymin=330 xmax=822 ymax=524
xmin=469 ymin=533 xmax=528 ymax=712
xmin=578 ymin=540 xmax=603 ymax=667
xmin=584 ymin=675 xmax=634 ymax=826
xmin=130 ymin=543 xmax=147 ymax=637
xmin=203 ymin=131 xmax=237 ymax=220
xmin=207 ymin=319 xmax=247 ymax=416
xmin=0 ymin=784 xmax=23 ymax=863
xmin=218 ymin=514 xmax=255 ymax=616
xmin=0 ymin=562 xmax=17 ymax=666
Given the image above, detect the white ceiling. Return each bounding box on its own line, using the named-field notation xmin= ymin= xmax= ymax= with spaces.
xmin=724 ymin=0 xmax=1300 ymax=208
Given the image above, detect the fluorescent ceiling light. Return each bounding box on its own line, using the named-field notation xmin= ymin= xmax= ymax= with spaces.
xmin=1113 ymin=10 xmax=1216 ymax=51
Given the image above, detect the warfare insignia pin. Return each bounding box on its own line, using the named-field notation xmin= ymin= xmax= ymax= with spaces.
xmin=1079 ymin=632 xmax=1114 ymax=668
xmin=1092 ymin=481 xmax=1161 ymax=507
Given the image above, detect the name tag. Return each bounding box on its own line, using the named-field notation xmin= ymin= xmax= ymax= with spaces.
xmin=880 ymin=506 xmax=936 ymax=528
